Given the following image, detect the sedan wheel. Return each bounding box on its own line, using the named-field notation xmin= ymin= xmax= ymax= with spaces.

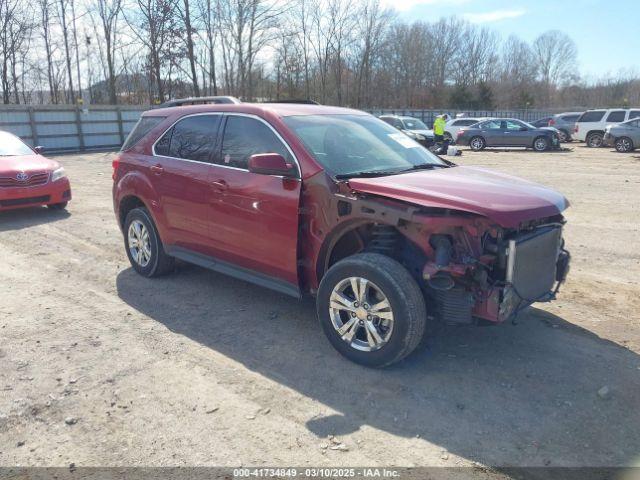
xmin=615 ymin=137 xmax=634 ymax=153
xmin=469 ymin=136 xmax=485 ymax=151
xmin=128 ymin=220 xmax=152 ymax=267
xmin=533 ymin=137 xmax=549 ymax=152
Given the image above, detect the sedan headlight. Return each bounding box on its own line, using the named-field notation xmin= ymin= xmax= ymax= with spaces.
xmin=51 ymin=167 xmax=66 ymax=182
xmin=415 ymin=134 xmax=425 ymax=141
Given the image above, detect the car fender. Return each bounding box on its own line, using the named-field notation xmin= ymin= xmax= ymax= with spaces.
xmin=114 ymin=170 xmax=169 ymax=242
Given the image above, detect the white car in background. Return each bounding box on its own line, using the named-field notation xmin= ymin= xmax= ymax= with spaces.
xmin=574 ymin=108 xmax=640 ymax=147
xmin=445 ymin=117 xmax=487 ymax=142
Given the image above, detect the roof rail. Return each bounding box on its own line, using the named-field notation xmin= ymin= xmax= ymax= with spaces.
xmin=159 ymin=96 xmax=242 ymax=107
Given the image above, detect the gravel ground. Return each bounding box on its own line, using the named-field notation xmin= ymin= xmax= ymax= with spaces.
xmin=0 ymin=144 xmax=639 ymax=474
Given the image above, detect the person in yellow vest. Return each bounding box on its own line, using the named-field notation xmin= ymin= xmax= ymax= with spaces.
xmin=433 ymin=114 xmax=446 ymax=147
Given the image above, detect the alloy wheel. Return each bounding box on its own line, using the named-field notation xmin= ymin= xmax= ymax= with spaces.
xmin=534 ymin=138 xmax=548 ymax=151
xmin=616 ymin=137 xmax=632 ymax=152
xmin=470 ymin=137 xmax=484 ymax=150
xmin=588 ymin=134 xmax=603 ymax=148
xmin=128 ymin=220 xmax=152 ymax=267
xmin=329 ymin=277 xmax=394 ymax=352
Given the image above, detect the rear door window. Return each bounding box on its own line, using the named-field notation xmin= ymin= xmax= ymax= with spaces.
xmin=479 ymin=120 xmax=501 ymax=129
xmin=454 ymin=119 xmax=477 ymax=126
xmin=606 ymin=111 xmax=626 ymax=123
xmin=218 ymin=116 xmax=294 ymax=170
xmin=154 ymin=115 xmax=221 ymax=162
xmin=578 ymin=111 xmax=605 ymax=122
xmin=628 ymin=110 xmax=640 ymax=120
xmin=121 ymin=116 xmax=165 ymax=151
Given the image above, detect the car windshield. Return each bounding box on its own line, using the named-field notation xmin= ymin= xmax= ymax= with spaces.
xmin=401 ymin=118 xmax=428 ymax=130
xmin=0 ymin=132 xmax=33 ymax=156
xmin=283 ymin=114 xmax=446 ymax=178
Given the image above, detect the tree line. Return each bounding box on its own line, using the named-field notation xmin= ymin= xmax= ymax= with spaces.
xmin=1 ymin=0 xmax=638 ymax=109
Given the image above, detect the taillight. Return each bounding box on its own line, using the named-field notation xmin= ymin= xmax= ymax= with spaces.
xmin=457 ymin=130 xmax=465 ymax=136
xmin=112 ymin=158 xmax=120 ymax=180
xmin=574 ymin=125 xmax=579 ymax=133
xmin=549 ymin=119 xmax=555 ymax=126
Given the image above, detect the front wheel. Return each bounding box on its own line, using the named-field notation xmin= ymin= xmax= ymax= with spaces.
xmin=586 ymin=132 xmax=604 ymax=148
xmin=615 ymin=136 xmax=634 ymax=153
xmin=124 ymin=207 xmax=175 ymax=277
xmin=533 ymin=136 xmax=549 ymax=152
xmin=469 ymin=136 xmax=486 ymax=151
xmin=317 ymin=253 xmax=427 ymax=368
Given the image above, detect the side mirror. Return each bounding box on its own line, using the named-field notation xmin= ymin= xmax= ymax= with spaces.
xmin=34 ymin=146 xmax=45 ymax=154
xmin=248 ymin=153 xmax=295 ymax=177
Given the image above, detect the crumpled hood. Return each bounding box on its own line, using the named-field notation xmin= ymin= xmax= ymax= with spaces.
xmin=348 ymin=166 xmax=569 ymax=228
xmin=0 ymin=155 xmax=59 ymax=176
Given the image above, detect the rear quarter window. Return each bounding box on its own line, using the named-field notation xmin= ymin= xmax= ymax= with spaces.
xmin=578 ymin=111 xmax=605 ymax=122
xmin=628 ymin=110 xmax=640 ymax=120
xmin=121 ymin=116 xmax=166 ymax=151
xmin=606 ymin=111 xmax=626 ymax=122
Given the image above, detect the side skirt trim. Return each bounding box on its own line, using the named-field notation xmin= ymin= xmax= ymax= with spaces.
xmin=166 ymin=246 xmax=301 ymax=299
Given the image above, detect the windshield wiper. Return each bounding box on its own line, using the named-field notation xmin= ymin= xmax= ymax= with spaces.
xmin=398 ymin=163 xmax=451 ymax=173
xmin=335 ymin=170 xmax=402 ymax=179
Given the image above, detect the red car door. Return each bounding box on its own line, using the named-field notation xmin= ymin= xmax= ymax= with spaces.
xmin=206 ymin=114 xmax=301 ymax=291
xmin=151 ymin=114 xmax=222 ymax=254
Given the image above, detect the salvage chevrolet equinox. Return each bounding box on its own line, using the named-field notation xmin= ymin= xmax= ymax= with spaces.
xmin=113 ymin=99 xmax=571 ymax=367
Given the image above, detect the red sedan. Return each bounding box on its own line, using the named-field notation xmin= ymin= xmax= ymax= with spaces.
xmin=0 ymin=131 xmax=71 ymax=211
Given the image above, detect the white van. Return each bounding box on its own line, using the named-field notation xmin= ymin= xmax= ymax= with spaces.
xmin=575 ymin=108 xmax=640 ymax=147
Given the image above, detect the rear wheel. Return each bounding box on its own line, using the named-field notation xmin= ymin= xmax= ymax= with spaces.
xmin=317 ymin=253 xmax=426 ymax=367
xmin=469 ymin=136 xmax=485 ymax=151
xmin=586 ymin=132 xmax=604 ymax=148
xmin=47 ymin=202 xmax=68 ymax=210
xmin=533 ymin=136 xmax=549 ymax=152
xmin=124 ymin=207 xmax=174 ymax=277
xmin=615 ymin=136 xmax=634 ymax=153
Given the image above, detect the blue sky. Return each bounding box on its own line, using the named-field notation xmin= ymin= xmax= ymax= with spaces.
xmin=381 ymin=0 xmax=639 ymax=79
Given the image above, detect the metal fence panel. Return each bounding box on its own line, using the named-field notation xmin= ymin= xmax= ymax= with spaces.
xmin=0 ymin=104 xmax=559 ymax=153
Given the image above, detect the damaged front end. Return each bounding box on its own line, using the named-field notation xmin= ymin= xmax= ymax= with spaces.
xmin=420 ymin=217 xmax=571 ymax=325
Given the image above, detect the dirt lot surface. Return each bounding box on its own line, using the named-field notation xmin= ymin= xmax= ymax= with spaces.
xmin=1 ymin=145 xmax=639 ymax=474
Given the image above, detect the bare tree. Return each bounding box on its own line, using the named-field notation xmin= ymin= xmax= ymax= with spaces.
xmin=533 ymin=30 xmax=578 ymax=105
xmin=94 ymin=0 xmax=122 ymax=104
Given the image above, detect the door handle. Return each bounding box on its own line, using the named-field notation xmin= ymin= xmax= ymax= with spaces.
xmin=211 ymin=179 xmax=228 ymax=191
xmin=150 ymin=164 xmax=164 ymax=174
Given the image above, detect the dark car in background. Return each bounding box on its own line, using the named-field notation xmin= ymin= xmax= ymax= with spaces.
xmin=548 ymin=112 xmax=583 ymax=142
xmin=531 ymin=116 xmax=553 ymax=128
xmin=457 ymin=118 xmax=560 ymax=152
xmin=379 ymin=115 xmax=435 ymax=147
xmin=604 ymin=118 xmax=640 ymax=152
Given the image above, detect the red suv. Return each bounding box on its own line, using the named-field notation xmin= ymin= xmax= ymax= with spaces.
xmin=113 ymin=100 xmax=570 ymax=367
xmin=0 ymin=131 xmax=71 ymax=211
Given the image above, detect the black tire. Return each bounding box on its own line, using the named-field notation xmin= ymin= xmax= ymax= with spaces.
xmin=317 ymin=253 xmax=427 ymax=368
xmin=558 ymin=129 xmax=571 ymax=143
xmin=469 ymin=136 xmax=485 ymax=151
xmin=47 ymin=202 xmax=68 ymax=210
xmin=532 ymin=136 xmax=549 ymax=152
xmin=615 ymin=136 xmax=634 ymax=153
xmin=124 ymin=207 xmax=174 ymax=277
xmin=586 ymin=131 xmax=604 ymax=148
